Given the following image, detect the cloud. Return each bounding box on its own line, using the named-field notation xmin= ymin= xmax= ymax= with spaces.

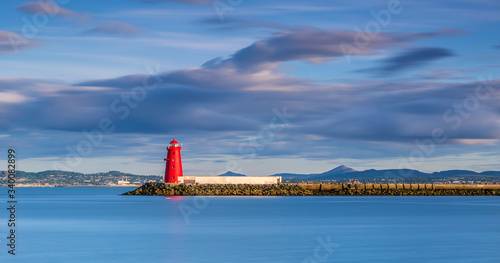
xmin=0 ymin=92 xmax=31 ymax=103
xmin=5 ymin=76 xmax=500 ymax=168
xmin=18 ymin=2 xmax=139 ymax=39
xmin=3 ymin=76 xmax=500 ymax=164
xmin=84 ymin=21 xmax=141 ymax=37
xmin=17 ymin=0 xmax=89 ymax=22
xmin=66 ymin=28 xmax=485 ymax=143
xmin=0 ymin=30 xmax=39 ymax=54
xmin=408 ymin=28 xmax=466 ymax=40
xmin=225 ymin=28 xmax=406 ymax=72
xmin=360 ymin=47 xmax=454 ymax=75
xmin=8 ymin=69 xmax=500 ymax=144
xmin=78 ymin=62 xmax=314 ymax=93
xmin=2 ymin=27 xmax=497 ymax=164
xmin=200 ymin=18 xmax=292 ymax=32
xmin=195 ymin=28 xmax=461 ymax=72
xmin=138 ymin=0 xmax=211 ymax=4
xmin=416 ymin=68 xmax=479 ymax=80
xmin=69 ymin=28 xmax=490 ymax=144
xmin=453 ymin=139 xmax=499 ymax=146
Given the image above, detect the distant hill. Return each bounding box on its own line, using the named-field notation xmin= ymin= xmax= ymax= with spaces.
xmin=272 ymin=165 xmax=500 ymax=183
xmin=273 ymin=165 xmax=358 ymax=180
xmin=315 ymin=165 xmax=357 ymax=178
xmin=480 ymin=171 xmax=500 ymax=176
xmin=218 ymin=171 xmax=247 ymax=176
xmin=0 ymin=170 xmax=161 ymax=186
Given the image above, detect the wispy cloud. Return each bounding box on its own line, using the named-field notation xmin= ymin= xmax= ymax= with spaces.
xmin=200 ymin=18 xmax=292 ymax=32
xmin=17 ymin=1 xmax=141 ymax=38
xmin=0 ymin=92 xmax=31 ymax=103
xmin=137 ymin=0 xmax=211 ymax=4
xmin=453 ymin=139 xmax=499 ymax=146
xmin=84 ymin=21 xmax=141 ymax=37
xmin=205 ymin=28 xmax=404 ymax=72
xmin=198 ymin=28 xmax=461 ymax=72
xmin=416 ymin=68 xmax=480 ymax=80
xmin=2 ymin=27 xmax=487 ymax=147
xmin=4 ymin=74 xmax=500 ymax=150
xmin=360 ymin=47 xmax=455 ymax=75
xmin=17 ymin=0 xmax=90 ymax=22
xmin=0 ymin=30 xmax=39 ymax=54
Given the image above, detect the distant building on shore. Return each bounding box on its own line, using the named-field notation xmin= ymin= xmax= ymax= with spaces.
xmin=163 ymin=138 xmax=281 ymax=185
xmin=117 ymin=178 xmax=130 ymax=185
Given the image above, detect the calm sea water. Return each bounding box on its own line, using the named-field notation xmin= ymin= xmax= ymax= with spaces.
xmin=0 ymin=187 xmax=499 ymax=263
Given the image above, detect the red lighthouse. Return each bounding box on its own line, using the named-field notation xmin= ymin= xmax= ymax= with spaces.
xmin=164 ymin=138 xmax=183 ymax=183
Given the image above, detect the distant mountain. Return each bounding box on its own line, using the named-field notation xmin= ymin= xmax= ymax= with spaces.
xmin=331 ymin=169 xmax=430 ymax=180
xmin=431 ymin=170 xmax=479 ymax=176
xmin=218 ymin=171 xmax=246 ymax=176
xmin=480 ymin=171 xmax=500 ymax=176
xmin=315 ymin=165 xmax=357 ymax=178
xmin=272 ymin=165 xmax=357 ymax=180
xmin=272 ymin=165 xmax=500 ymax=182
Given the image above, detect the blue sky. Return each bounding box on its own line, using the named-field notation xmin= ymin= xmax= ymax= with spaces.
xmin=1 ymin=0 xmax=499 ymax=176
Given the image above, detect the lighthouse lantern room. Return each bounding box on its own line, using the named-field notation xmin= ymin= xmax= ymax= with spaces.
xmin=164 ymin=138 xmax=183 ymax=183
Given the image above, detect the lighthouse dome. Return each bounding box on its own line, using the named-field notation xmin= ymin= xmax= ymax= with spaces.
xmin=169 ymin=137 xmax=180 ymax=147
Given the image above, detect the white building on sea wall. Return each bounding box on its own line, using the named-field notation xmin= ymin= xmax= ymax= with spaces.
xmin=177 ymin=176 xmax=282 ymax=185
xmin=162 ymin=138 xmax=281 ymax=185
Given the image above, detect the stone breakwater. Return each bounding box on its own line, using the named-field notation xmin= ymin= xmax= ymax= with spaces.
xmin=123 ymin=183 xmax=500 ymax=196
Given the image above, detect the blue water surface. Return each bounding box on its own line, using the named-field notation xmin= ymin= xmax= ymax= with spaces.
xmin=0 ymin=187 xmax=499 ymax=263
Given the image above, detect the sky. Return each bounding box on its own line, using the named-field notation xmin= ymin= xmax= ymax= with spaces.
xmin=0 ymin=0 xmax=499 ymax=176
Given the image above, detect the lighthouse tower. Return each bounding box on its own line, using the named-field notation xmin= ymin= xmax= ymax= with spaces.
xmin=164 ymin=138 xmax=183 ymax=183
